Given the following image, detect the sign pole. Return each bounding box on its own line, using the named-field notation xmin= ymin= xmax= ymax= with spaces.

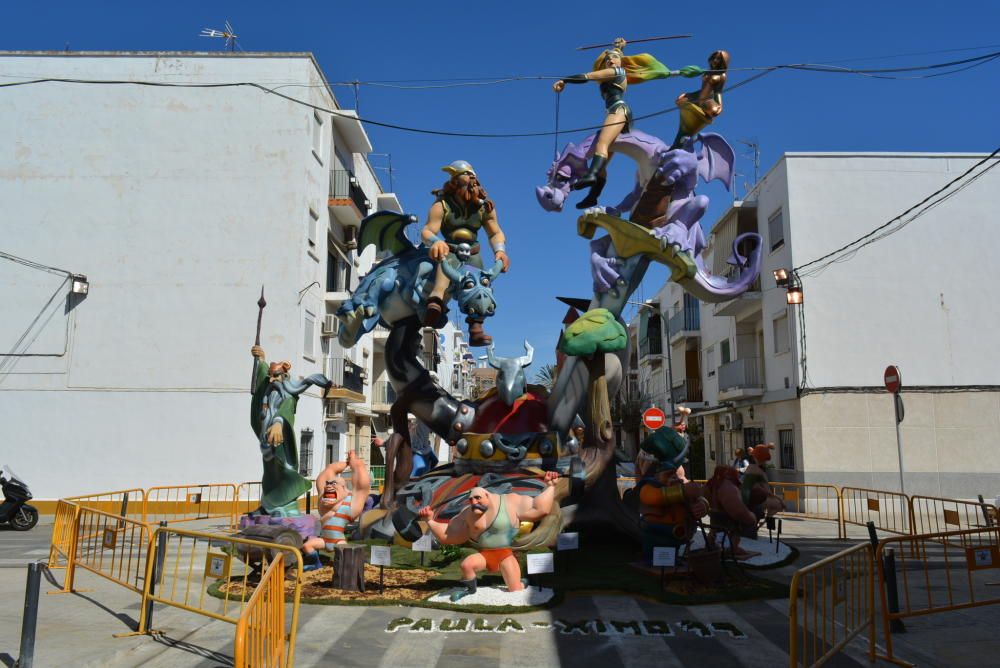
xmin=884 ymin=365 xmax=905 ymax=495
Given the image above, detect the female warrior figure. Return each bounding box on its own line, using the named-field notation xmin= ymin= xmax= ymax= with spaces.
xmin=673 ymin=49 xmax=729 ymax=148
xmin=553 ymin=38 xmax=702 ymax=208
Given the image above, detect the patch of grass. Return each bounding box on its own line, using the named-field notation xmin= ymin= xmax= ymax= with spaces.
xmin=207 ymin=537 xmax=790 ymax=612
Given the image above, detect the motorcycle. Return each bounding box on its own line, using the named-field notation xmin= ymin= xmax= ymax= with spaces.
xmin=0 ymin=466 xmax=39 ymax=531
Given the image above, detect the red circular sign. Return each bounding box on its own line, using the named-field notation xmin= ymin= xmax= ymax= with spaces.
xmin=884 ymin=365 xmax=902 ymax=394
xmin=642 ymin=407 xmax=667 ymax=430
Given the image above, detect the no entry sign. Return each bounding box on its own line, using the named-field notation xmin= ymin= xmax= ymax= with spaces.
xmin=884 ymin=365 xmax=902 ymax=394
xmin=642 ymin=407 xmax=667 ymax=430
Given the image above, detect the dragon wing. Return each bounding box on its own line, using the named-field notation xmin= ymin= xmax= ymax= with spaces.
xmin=696 ymin=132 xmax=736 ymax=191
xmin=358 ymin=211 xmax=418 ymax=256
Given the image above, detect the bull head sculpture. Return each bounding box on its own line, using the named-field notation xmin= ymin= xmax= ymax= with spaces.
xmin=487 ymin=341 xmax=534 ymax=406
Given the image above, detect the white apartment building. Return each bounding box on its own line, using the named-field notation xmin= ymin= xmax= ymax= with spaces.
xmin=0 ymin=52 xmax=402 ymax=499
xmin=631 ymin=153 xmax=1000 ymax=498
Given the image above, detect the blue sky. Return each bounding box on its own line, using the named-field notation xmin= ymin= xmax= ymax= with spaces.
xmin=4 ymin=1 xmax=998 ymax=370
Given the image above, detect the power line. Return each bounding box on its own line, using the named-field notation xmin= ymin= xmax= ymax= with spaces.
xmin=0 ymin=249 xmax=75 ymax=277
xmin=1 ymin=48 xmax=996 ymax=138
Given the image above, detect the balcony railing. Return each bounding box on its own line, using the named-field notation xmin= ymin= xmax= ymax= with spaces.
xmin=639 ymin=336 xmax=663 ymax=359
xmin=671 ymin=378 xmax=703 ymax=404
xmin=718 ymin=357 xmax=762 ymax=392
xmin=372 ymin=380 xmax=396 ymax=406
xmin=668 ymin=305 xmax=700 ymax=335
xmin=325 ymin=356 xmax=365 ymax=394
xmin=329 ymin=170 xmax=370 ymax=215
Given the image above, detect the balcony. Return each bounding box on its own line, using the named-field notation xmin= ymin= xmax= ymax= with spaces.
xmin=668 ymin=306 xmax=700 ymax=343
xmin=671 ymin=378 xmax=703 ymax=405
xmin=372 ymin=380 xmax=396 ymax=413
xmin=717 ymin=357 xmax=764 ymax=400
xmin=324 ymin=356 xmax=366 ymax=403
xmin=638 ymin=336 xmax=663 ymax=363
xmin=328 ymin=170 xmax=370 ymax=226
xmin=713 ymin=270 xmax=762 ymax=319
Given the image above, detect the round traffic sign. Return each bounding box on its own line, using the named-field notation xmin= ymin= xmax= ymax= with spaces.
xmin=642 ymin=407 xmax=667 ymax=430
xmin=884 ymin=365 xmax=902 ymax=394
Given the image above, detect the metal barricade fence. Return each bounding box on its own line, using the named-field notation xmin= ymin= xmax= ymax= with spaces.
xmin=135 ymin=526 xmax=303 ymax=666
xmin=47 ymin=500 xmax=81 ymax=570
xmin=909 ymin=495 xmax=997 ymax=536
xmin=56 ymin=506 xmax=154 ymax=595
xmin=788 ymin=543 xmax=874 ymax=667
xmin=841 ymin=487 xmax=910 ymax=537
xmin=65 ymin=488 xmax=147 ymax=520
xmin=236 ymin=482 xmax=262 ymax=526
xmin=144 ymin=484 xmax=239 ymax=526
xmin=770 ymin=483 xmax=845 ymax=539
xmin=875 ymin=527 xmax=1000 ymax=665
xmin=234 ymin=553 xmax=288 ymax=668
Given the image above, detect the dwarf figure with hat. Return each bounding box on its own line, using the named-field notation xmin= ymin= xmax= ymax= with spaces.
xmin=250 ymin=345 xmax=332 ymax=518
xmin=420 ymin=160 xmax=509 ymax=346
xmin=635 ymin=406 xmax=709 ymax=561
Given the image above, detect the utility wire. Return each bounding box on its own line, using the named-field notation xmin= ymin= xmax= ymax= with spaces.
xmin=0 ymin=249 xmax=75 ymax=277
xmin=1 ymin=49 xmax=996 ymax=138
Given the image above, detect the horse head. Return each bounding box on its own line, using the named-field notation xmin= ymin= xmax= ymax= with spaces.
xmin=535 ymin=141 xmax=589 ymax=212
xmin=487 ymin=341 xmax=534 ymax=406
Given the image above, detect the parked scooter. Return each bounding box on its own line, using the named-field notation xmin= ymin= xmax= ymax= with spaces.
xmin=0 ymin=466 xmax=39 ymax=531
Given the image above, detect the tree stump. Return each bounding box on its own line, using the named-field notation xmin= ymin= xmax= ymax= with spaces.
xmin=331 ymin=544 xmax=366 ymax=592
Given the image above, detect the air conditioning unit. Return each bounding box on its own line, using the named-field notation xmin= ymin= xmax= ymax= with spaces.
xmin=322 ymin=315 xmax=340 ymax=337
xmin=324 ymin=399 xmax=346 ymax=420
xmin=721 ymin=413 xmax=743 ymax=431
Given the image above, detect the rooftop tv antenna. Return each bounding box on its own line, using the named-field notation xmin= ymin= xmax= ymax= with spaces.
xmin=200 ymin=21 xmax=240 ymax=52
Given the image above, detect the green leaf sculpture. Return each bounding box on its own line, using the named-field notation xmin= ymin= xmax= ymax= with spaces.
xmin=558 ymin=308 xmax=627 ymax=357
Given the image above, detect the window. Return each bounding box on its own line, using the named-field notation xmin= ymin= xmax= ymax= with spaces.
xmin=706 ymin=346 xmax=715 ymax=377
xmin=743 ymin=427 xmax=764 ymax=452
xmin=303 ymin=310 xmax=316 ymax=360
xmin=311 ymin=111 xmax=324 ymax=161
xmin=307 ymin=207 xmax=319 ymax=253
xmin=773 ymin=312 xmax=790 ymax=354
xmin=779 ymin=428 xmax=795 ymax=469
xmin=327 ymin=251 xmax=341 ymax=291
xmin=720 ymin=339 xmax=731 ymax=364
xmin=768 ymin=209 xmax=784 ymax=252
xmin=299 ymin=430 xmax=314 ymax=476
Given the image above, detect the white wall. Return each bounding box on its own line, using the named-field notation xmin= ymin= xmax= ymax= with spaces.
xmin=785 ymin=154 xmax=999 ymax=388
xmin=0 ymin=53 xmax=389 ymax=497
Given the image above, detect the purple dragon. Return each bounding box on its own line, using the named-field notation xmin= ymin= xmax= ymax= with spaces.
xmin=535 ymin=129 xmax=762 ymax=303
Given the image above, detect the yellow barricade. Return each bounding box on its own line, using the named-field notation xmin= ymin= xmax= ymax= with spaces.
xmin=841 ymin=486 xmax=910 ymax=536
xmin=66 ymin=488 xmax=147 ymax=520
xmin=144 ymin=483 xmax=239 ymax=526
xmin=875 ymin=527 xmax=1000 ymax=665
xmin=135 ymin=526 xmax=303 ymax=666
xmin=64 ymin=506 xmax=154 ymax=594
xmin=788 ymin=543 xmax=874 ymax=667
xmin=770 ymin=482 xmax=845 ymax=539
xmin=47 ymin=500 xmax=81 ymax=570
xmin=909 ymin=495 xmax=997 ymax=536
xmin=234 ymin=553 xmax=288 ymax=668
xmin=234 ymin=481 xmax=317 ymax=529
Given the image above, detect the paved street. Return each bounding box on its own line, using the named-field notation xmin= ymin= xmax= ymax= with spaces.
xmin=1 ymin=518 xmax=997 ymax=667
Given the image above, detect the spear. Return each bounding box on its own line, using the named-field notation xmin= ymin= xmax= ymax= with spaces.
xmin=251 ymin=286 xmax=266 ymax=392
xmin=576 ymin=34 xmax=692 ymax=51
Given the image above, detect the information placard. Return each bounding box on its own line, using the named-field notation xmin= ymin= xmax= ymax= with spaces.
xmin=652 ymin=547 xmax=676 ymax=568
xmin=412 ymin=534 xmax=434 ymax=552
xmin=370 ymin=545 xmax=392 ymax=567
xmin=526 ymin=552 xmax=555 ymax=574
xmin=557 ymin=532 xmax=579 ymax=551
xmin=205 ymin=552 xmax=231 ymax=580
